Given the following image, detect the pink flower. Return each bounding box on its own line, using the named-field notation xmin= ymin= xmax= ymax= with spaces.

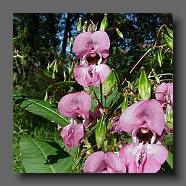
xmin=73 ymin=31 xmax=111 ymax=87
xmin=73 ymin=31 xmax=110 ymax=60
xmin=61 ymin=122 xmax=85 ymax=149
xmin=119 ymin=143 xmax=168 ymax=173
xmin=58 ymin=91 xmax=91 ymax=122
xmin=83 ymin=151 xmax=126 ymax=173
xmin=155 ymin=82 xmax=173 ymax=106
xmin=118 ymin=99 xmax=168 ymax=173
xmin=119 ymin=99 xmax=166 ymax=136
xmin=58 ymin=91 xmax=92 ymax=148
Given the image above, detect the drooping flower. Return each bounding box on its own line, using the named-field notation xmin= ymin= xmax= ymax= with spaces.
xmin=58 ymin=91 xmax=92 ymax=148
xmin=155 ymin=82 xmax=173 ymax=107
xmin=119 ymin=142 xmax=168 ymax=173
xmin=119 ymin=99 xmax=166 ymax=136
xmin=73 ymin=31 xmax=110 ymax=60
xmin=61 ymin=121 xmax=85 ymax=149
xmin=73 ymin=31 xmax=111 ymax=87
xmin=83 ymin=151 xmax=126 ymax=173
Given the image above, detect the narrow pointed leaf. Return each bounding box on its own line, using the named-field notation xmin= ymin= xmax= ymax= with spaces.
xmin=166 ymin=150 xmax=173 ymax=170
xmin=19 ymin=98 xmax=69 ymax=127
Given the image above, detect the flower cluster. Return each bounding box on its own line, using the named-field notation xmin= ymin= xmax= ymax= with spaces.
xmin=57 ymin=29 xmax=173 ymax=173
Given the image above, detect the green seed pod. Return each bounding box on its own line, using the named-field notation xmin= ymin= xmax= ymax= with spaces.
xmin=83 ymin=21 xmax=88 ymax=32
xmin=95 ymin=118 xmax=106 ymax=149
xmin=116 ymin=28 xmax=123 ymax=39
xmin=138 ymin=67 xmax=151 ymax=100
xmin=157 ymin=49 xmax=163 ymax=67
xmin=53 ymin=60 xmax=58 ymax=73
xmin=100 ymin=13 xmax=108 ymax=31
xmin=102 ymin=71 xmax=116 ymax=97
xmin=44 ymin=91 xmax=48 ymax=102
xmin=166 ymin=26 xmax=173 ymax=39
xmin=77 ymin=17 xmax=82 ymax=32
xmin=165 ymin=34 xmax=173 ymax=50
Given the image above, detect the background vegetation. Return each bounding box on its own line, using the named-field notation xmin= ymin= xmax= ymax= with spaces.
xmin=13 ymin=13 xmax=173 ymax=173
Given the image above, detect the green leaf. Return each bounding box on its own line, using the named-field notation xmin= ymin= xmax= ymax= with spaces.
xmin=95 ymin=118 xmax=106 ymax=149
xmin=102 ymin=71 xmax=117 ymax=97
xmin=20 ymin=137 xmax=72 ymax=173
xmin=20 ymin=98 xmax=69 ymax=127
xmin=138 ymin=67 xmax=151 ymax=100
xmin=116 ymin=28 xmax=123 ymax=39
xmin=166 ymin=150 xmax=173 ymax=169
xmin=100 ymin=13 xmax=108 ymax=31
xmin=47 ymin=81 xmax=77 ymax=91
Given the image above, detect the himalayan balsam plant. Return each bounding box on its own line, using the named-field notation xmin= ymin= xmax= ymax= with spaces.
xmin=15 ymin=14 xmax=173 ymax=173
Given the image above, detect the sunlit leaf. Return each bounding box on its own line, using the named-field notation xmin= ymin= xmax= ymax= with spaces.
xmin=20 ymin=137 xmax=72 ymax=173
xmin=19 ymin=98 xmax=69 ymax=127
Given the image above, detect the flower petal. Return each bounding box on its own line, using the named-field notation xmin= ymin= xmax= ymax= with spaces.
xmin=144 ymin=99 xmax=166 ymax=135
xmin=143 ymin=144 xmax=168 ymax=173
xmin=119 ymin=100 xmax=165 ymax=135
xmin=105 ymin=152 xmax=126 ymax=173
xmin=119 ymin=101 xmax=146 ymax=133
xmin=58 ymin=91 xmax=91 ymax=118
xmin=96 ymin=64 xmax=111 ymax=83
xmin=74 ymin=64 xmax=101 ymax=87
xmin=119 ymin=144 xmax=139 ymax=173
xmin=61 ymin=123 xmax=85 ymax=149
xmin=83 ymin=151 xmax=106 ymax=173
xmin=92 ymin=31 xmax=110 ymax=58
xmin=73 ymin=32 xmax=93 ymax=59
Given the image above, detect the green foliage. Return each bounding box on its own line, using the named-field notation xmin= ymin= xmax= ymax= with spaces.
xmin=13 ymin=13 xmax=173 ymax=173
xmin=18 ymin=98 xmax=69 ymax=127
xmin=20 ymin=137 xmax=72 ymax=173
xmin=166 ymin=151 xmax=173 ymax=170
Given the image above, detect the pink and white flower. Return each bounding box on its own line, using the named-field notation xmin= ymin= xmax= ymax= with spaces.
xmin=119 ymin=99 xmax=166 ymax=136
xmin=119 ymin=142 xmax=168 ymax=173
xmin=118 ymin=99 xmax=168 ymax=173
xmin=58 ymin=91 xmax=93 ymax=148
xmin=73 ymin=31 xmax=111 ymax=87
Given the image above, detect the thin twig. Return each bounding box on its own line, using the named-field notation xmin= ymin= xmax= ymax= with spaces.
xmin=129 ymin=48 xmax=152 ymax=74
